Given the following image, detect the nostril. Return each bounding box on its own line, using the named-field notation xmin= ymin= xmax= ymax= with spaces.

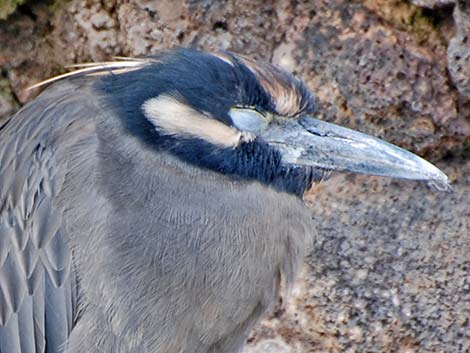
xmin=299 ymin=116 xmax=336 ymax=138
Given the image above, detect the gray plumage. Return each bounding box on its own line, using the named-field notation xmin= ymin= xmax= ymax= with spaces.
xmin=0 ymin=78 xmax=313 ymax=353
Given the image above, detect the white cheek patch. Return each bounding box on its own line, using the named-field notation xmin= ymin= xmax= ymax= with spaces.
xmin=142 ymin=95 xmax=250 ymax=148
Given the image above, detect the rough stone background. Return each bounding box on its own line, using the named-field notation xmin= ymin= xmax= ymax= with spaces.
xmin=1 ymin=0 xmax=469 ymax=352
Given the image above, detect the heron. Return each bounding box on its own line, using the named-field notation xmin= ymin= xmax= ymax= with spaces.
xmin=0 ymin=48 xmax=449 ymax=353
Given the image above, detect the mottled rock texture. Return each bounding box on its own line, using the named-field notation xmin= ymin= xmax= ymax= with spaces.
xmin=410 ymin=0 xmax=454 ymax=8
xmin=448 ymin=0 xmax=470 ymax=98
xmin=248 ymin=156 xmax=470 ymax=352
xmin=0 ymin=0 xmax=25 ymax=20
xmin=1 ymin=0 xmax=470 ymax=352
xmin=2 ymin=0 xmax=470 ymax=157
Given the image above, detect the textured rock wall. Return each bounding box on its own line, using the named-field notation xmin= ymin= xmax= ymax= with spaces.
xmin=1 ymin=1 xmax=469 ymax=352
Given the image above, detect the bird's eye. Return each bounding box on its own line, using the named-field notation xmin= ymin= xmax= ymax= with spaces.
xmin=229 ymin=108 xmax=269 ymax=134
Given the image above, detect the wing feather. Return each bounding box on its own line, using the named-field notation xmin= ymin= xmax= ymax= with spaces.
xmin=0 ymin=312 xmax=21 ymax=353
xmin=0 ymin=79 xmax=97 ymax=353
xmin=17 ymin=295 xmax=35 ymax=353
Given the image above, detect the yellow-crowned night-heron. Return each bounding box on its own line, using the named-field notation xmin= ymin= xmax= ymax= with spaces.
xmin=0 ymin=49 xmax=449 ymax=353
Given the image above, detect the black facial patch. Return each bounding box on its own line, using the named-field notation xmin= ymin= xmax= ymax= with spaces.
xmin=95 ymin=48 xmax=319 ymax=195
xmin=153 ymin=134 xmax=320 ymax=196
xmin=97 ymin=49 xmax=275 ymax=125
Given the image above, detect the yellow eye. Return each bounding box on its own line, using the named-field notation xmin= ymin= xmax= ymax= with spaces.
xmin=229 ymin=108 xmax=269 ymax=134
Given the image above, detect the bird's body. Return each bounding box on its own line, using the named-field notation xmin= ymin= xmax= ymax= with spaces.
xmin=0 ymin=65 xmax=312 ymax=353
xmin=0 ymin=49 xmax=449 ymax=353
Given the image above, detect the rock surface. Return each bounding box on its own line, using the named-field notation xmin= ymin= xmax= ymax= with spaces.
xmin=410 ymin=0 xmax=454 ymax=8
xmin=447 ymin=0 xmax=470 ymax=98
xmin=1 ymin=0 xmax=470 ymax=157
xmin=1 ymin=0 xmax=470 ymax=352
xmin=0 ymin=0 xmax=25 ymax=20
xmin=247 ymin=154 xmax=470 ymax=352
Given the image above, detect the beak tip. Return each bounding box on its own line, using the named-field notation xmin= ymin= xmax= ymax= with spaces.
xmin=415 ymin=159 xmax=451 ymax=192
xmin=427 ymin=173 xmax=452 ymax=193
xmin=427 ymin=180 xmax=453 ymax=193
xmin=419 ymin=161 xmax=452 ymax=193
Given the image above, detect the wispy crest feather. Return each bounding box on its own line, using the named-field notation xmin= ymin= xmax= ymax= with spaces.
xmin=27 ymin=57 xmax=150 ymax=90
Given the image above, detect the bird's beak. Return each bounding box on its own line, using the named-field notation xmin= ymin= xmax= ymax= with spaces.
xmin=261 ymin=116 xmax=451 ymax=190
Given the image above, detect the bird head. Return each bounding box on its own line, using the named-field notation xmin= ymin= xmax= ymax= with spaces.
xmin=39 ymin=49 xmax=450 ymax=196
